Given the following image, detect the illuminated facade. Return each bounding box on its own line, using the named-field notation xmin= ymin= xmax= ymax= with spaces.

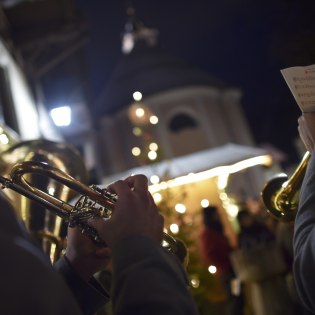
xmin=94 ymin=15 xmax=269 ymax=200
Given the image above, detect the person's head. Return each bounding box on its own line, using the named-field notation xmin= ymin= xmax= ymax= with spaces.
xmin=236 ymin=209 xmax=254 ymax=229
xmin=202 ymin=206 xmax=222 ymax=231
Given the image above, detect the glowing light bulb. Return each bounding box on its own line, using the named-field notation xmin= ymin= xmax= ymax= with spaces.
xmin=208 ymin=265 xmax=217 ymax=274
xmin=50 ymin=106 xmax=71 ymax=127
xmin=149 ymin=115 xmax=158 ymax=124
xmin=201 ymin=199 xmax=210 ymax=208
xmin=149 ymin=142 xmax=158 ymax=151
xmin=153 ymin=193 xmax=162 ymax=203
xmin=175 ymin=203 xmax=186 ymax=214
xmin=133 ymin=127 xmax=142 ymax=136
xmin=148 ymin=151 xmax=157 ymax=160
xmin=150 ymin=175 xmax=160 ymax=184
xmin=133 ymin=91 xmax=142 ymax=101
xmin=132 ymin=147 xmax=141 ymax=156
xmin=170 ymin=223 xmax=179 ymax=234
xmin=135 ymin=107 xmax=145 ymax=117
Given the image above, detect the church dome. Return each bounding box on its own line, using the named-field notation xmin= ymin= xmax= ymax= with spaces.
xmin=95 ymin=13 xmax=227 ymax=116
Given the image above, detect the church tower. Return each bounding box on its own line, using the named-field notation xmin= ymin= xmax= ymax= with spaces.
xmin=93 ymin=7 xmax=265 ymax=199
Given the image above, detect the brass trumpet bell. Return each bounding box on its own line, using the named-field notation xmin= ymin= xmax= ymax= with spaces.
xmin=261 ymin=151 xmax=310 ymax=222
xmin=0 ymin=139 xmax=88 ymax=262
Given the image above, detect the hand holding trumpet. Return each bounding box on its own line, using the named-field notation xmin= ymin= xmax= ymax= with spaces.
xmin=64 ymin=174 xmax=164 ymax=280
xmin=88 ymin=174 xmax=164 ymax=249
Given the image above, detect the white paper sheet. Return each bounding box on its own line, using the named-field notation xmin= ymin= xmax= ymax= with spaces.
xmin=281 ymin=64 xmax=315 ymax=112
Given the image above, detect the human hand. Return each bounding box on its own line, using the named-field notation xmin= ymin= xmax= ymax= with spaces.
xmin=298 ymin=113 xmax=315 ymax=153
xmin=88 ymin=174 xmax=164 ymax=249
xmin=65 ymin=226 xmax=111 ymax=281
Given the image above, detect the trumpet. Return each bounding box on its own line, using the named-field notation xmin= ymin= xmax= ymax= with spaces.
xmin=0 ymin=160 xmax=179 ymax=254
xmin=261 ymin=151 xmax=310 ymax=221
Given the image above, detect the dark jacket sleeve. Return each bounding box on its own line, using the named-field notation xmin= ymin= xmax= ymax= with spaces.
xmin=54 ymin=256 xmax=110 ymax=315
xmin=293 ymin=152 xmax=315 ymax=314
xmin=110 ymin=235 xmax=199 ymax=315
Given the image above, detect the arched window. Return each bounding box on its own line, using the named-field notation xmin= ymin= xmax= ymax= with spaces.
xmin=168 ymin=112 xmax=198 ymax=133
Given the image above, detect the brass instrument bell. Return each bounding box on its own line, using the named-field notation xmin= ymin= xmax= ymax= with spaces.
xmin=261 ymin=151 xmax=310 ymax=222
xmin=0 ymin=139 xmax=88 ymax=262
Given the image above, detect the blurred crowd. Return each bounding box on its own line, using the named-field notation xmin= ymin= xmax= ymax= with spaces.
xmin=198 ymin=199 xmax=306 ymax=315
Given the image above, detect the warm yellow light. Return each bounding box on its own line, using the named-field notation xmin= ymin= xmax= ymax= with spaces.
xmin=133 ymin=91 xmax=142 ymax=101
xmin=159 ymin=182 xmax=167 ymax=190
xmin=201 ymin=199 xmax=210 ymax=208
xmin=226 ymin=204 xmax=239 ymax=218
xmin=219 ymin=192 xmax=228 ymax=200
xmin=149 ymin=154 xmax=272 ymax=194
xmin=150 ymin=175 xmax=160 ymax=184
xmin=153 ymin=193 xmax=162 ymax=203
xmin=175 ymin=203 xmax=186 ymax=214
xmin=217 ymin=174 xmax=229 ymax=190
xmin=135 ymin=107 xmax=145 ymax=117
xmin=149 ymin=115 xmax=159 ymax=124
xmin=50 ymin=243 xmax=57 ymax=263
xmin=48 ymin=187 xmax=55 ymax=195
xmin=208 ymin=265 xmax=217 ymax=274
xmin=170 ymin=223 xmax=179 ymax=234
xmin=132 ymin=147 xmax=141 ymax=156
xmin=0 ymin=134 xmax=9 ymax=145
xmin=133 ymin=127 xmax=142 ymax=136
xmin=191 ymin=277 xmax=200 ymax=288
xmin=149 ymin=142 xmax=158 ymax=151
xmin=148 ymin=151 xmax=157 ymax=160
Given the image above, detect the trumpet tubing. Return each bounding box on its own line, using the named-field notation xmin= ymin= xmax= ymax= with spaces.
xmin=0 ymin=160 xmax=179 ymax=255
xmin=0 ymin=139 xmax=88 ymax=262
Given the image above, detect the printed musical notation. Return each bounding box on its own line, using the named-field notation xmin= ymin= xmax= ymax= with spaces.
xmin=281 ymin=64 xmax=315 ymax=112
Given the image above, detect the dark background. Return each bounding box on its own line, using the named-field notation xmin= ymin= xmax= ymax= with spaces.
xmin=72 ymin=0 xmax=315 ymax=163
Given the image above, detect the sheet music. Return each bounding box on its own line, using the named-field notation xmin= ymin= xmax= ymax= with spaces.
xmin=281 ymin=64 xmax=315 ymax=112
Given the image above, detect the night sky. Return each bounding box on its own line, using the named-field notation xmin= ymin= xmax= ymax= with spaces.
xmin=74 ymin=0 xmax=315 ymax=163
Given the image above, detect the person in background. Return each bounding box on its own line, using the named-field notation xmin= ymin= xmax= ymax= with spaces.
xmin=232 ymin=205 xmax=298 ymax=315
xmin=294 ymin=113 xmax=315 ymax=314
xmin=236 ymin=208 xmax=275 ymax=250
xmin=199 ymin=205 xmax=244 ymax=315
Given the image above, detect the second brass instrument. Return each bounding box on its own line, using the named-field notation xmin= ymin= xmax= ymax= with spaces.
xmin=0 ymin=160 xmax=178 ymax=253
xmin=261 ymin=151 xmax=310 ymax=222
